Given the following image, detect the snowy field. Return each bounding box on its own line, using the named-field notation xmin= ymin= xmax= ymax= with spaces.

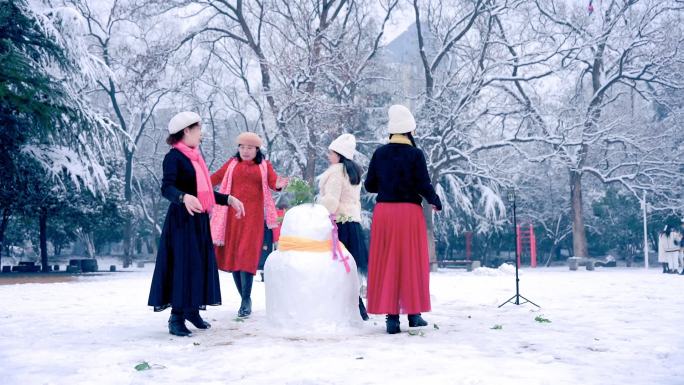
xmin=1 ymin=265 xmax=683 ymax=385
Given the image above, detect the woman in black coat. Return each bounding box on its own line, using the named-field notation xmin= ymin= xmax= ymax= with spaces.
xmin=148 ymin=111 xmax=245 ymax=337
xmin=364 ymin=104 xmax=442 ymax=334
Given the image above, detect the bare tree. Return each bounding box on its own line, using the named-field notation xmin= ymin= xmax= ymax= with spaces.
xmin=408 ymin=0 xmax=563 ymax=269
xmin=66 ymin=0 xmax=179 ymax=264
xmin=145 ymin=0 xmax=398 ymax=183
xmin=532 ymin=0 xmax=684 ymax=258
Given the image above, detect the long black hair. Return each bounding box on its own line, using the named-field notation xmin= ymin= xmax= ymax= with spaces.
xmin=234 ymin=147 xmax=265 ymax=164
xmin=389 ymin=131 xmax=417 ymax=147
xmin=664 ymin=217 xmax=682 ymax=237
xmin=336 ymin=153 xmax=362 ymax=185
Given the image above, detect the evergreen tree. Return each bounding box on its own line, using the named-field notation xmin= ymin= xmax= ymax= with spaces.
xmin=0 ymin=0 xmax=116 ymax=270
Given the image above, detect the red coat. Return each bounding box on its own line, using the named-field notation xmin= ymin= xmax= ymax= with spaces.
xmin=211 ymin=159 xmax=279 ymax=274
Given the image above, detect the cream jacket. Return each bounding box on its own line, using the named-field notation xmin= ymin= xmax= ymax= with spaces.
xmin=317 ymin=163 xmax=362 ymax=223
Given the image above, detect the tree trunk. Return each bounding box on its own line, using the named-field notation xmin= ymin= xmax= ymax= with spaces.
xmin=570 ymin=171 xmax=589 ymax=258
xmin=304 ymin=132 xmax=318 ymax=184
xmin=106 ymin=75 xmax=134 ymax=268
xmin=0 ymin=207 xmax=9 ymax=269
xmin=423 ymin=204 xmax=437 ymax=272
xmin=545 ymin=242 xmax=558 ymax=267
xmin=39 ymin=207 xmax=48 ymax=272
xmin=123 ymin=149 xmax=134 ymax=267
xmin=301 ymin=5 xmax=330 ymax=185
xmin=85 ymin=233 xmax=96 ymax=259
xmin=145 ymin=236 xmax=155 ymax=255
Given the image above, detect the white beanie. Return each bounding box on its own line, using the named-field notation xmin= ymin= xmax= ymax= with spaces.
xmin=328 ymin=133 xmax=356 ymax=160
xmin=387 ymin=104 xmax=416 ymax=134
xmin=168 ymin=111 xmax=201 ymax=134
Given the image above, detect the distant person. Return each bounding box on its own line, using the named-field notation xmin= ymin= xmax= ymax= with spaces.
xmin=658 ymin=226 xmax=669 ymax=273
xmin=660 ymin=223 xmax=682 ymax=274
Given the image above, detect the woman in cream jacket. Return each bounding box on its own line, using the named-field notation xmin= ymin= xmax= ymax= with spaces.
xmin=318 ymin=133 xmax=369 ymax=320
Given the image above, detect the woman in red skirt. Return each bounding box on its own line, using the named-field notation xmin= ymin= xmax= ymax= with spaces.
xmin=210 ymin=132 xmax=288 ymax=317
xmin=364 ymin=105 xmax=442 ymax=334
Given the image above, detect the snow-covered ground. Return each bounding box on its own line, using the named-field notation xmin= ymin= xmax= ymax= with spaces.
xmin=1 ymin=264 xmax=683 ymax=385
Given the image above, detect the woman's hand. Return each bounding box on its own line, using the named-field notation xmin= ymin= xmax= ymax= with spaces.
xmin=183 ymin=194 xmax=204 ymax=216
xmin=431 ymin=204 xmax=441 ymax=212
xmin=275 ymin=176 xmax=289 ymax=189
xmin=228 ymin=196 xmax=245 ymax=218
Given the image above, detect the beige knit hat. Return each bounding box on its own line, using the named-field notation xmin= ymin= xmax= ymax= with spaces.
xmin=328 ymin=133 xmax=356 ymax=160
xmin=236 ymin=132 xmax=263 ymax=147
xmin=387 ymin=104 xmax=416 ymax=134
xmin=168 ymin=111 xmax=201 ymax=134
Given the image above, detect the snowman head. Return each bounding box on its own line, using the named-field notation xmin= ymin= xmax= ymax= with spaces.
xmin=280 ymin=204 xmax=332 ymax=241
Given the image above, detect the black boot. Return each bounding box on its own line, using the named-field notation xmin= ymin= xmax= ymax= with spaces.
xmin=386 ymin=314 xmax=400 ymax=334
xmin=408 ymin=313 xmax=428 ymax=327
xmin=168 ymin=309 xmax=192 ymax=337
xmin=238 ymin=297 xmax=252 ymax=317
xmin=662 ymin=263 xmax=668 ymax=273
xmin=232 ymin=271 xmax=243 ymax=297
xmin=358 ymin=297 xmax=369 ymax=321
xmin=185 ymin=309 xmax=211 ymax=329
xmin=238 ymin=271 xmax=254 ymax=317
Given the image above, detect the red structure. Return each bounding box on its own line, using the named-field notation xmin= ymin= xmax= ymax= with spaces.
xmin=516 ymin=223 xmax=537 ymax=268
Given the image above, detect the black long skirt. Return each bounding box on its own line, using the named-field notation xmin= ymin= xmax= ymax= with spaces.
xmin=258 ymin=222 xmax=274 ymax=270
xmin=148 ymin=207 xmax=222 ymax=312
xmin=337 ymin=221 xmax=368 ymax=275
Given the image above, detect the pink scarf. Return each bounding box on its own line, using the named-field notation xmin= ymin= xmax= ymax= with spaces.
xmin=329 ymin=214 xmax=351 ymax=273
xmin=172 ymin=142 xmax=215 ymax=214
xmin=211 ymin=158 xmax=279 ymax=246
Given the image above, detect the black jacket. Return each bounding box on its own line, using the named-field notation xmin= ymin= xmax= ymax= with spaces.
xmin=364 ymin=143 xmax=442 ymax=210
xmin=161 ymin=148 xmax=229 ymax=206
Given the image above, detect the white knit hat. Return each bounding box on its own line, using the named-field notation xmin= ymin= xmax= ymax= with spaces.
xmin=387 ymin=104 xmax=416 ymax=134
xmin=328 ymin=133 xmax=356 ymax=160
xmin=168 ymin=111 xmax=201 ymax=134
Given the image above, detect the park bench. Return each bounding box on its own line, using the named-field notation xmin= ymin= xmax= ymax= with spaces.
xmin=69 ymin=259 xmax=98 ymax=273
xmin=438 ymin=259 xmax=481 ymax=271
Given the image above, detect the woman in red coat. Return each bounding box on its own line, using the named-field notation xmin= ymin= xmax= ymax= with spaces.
xmin=210 ymin=132 xmax=288 ymax=317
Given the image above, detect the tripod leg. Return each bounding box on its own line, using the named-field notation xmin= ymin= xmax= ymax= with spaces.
xmin=498 ymin=294 xmax=518 ymax=308
xmin=518 ymin=294 xmax=540 ymax=308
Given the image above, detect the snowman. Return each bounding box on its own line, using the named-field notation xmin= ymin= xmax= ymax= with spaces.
xmin=264 ymin=204 xmax=360 ymax=332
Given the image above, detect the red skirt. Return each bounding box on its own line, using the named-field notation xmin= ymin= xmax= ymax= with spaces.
xmin=367 ymin=203 xmax=431 ymax=315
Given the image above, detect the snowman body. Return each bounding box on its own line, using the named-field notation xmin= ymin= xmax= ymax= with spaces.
xmin=264 ymin=204 xmax=360 ymax=332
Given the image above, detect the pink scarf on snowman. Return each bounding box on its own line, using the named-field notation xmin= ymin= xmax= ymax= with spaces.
xmin=172 ymin=142 xmax=215 ymax=213
xmin=211 ymin=158 xmax=278 ymax=246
